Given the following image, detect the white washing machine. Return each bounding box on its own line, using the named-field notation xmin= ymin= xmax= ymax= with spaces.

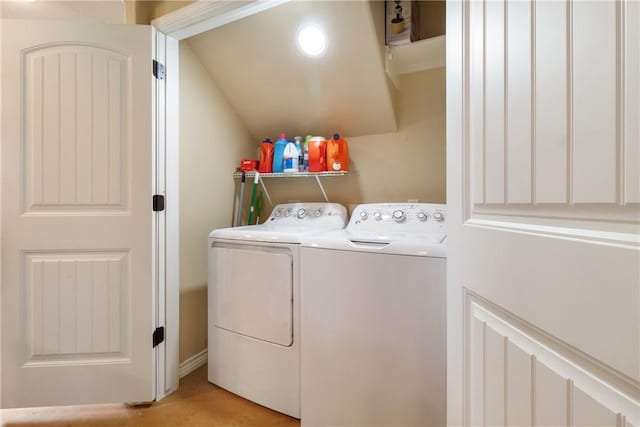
xmin=300 ymin=203 xmax=447 ymax=427
xmin=207 ymin=202 xmax=348 ymax=418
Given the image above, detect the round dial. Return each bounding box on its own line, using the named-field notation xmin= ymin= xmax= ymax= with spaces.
xmin=314 ymin=209 xmax=322 ymax=217
xmin=433 ymin=211 xmax=445 ymax=222
xmin=284 ymin=209 xmax=292 ymax=217
xmin=297 ymin=208 xmax=307 ymax=219
xmin=373 ymin=211 xmax=382 ymax=221
xmin=359 ymin=211 xmax=368 ymax=220
xmin=392 ymin=209 xmax=405 ymax=222
xmin=274 ymin=209 xmax=283 ymax=217
xmin=417 ymin=211 xmax=428 ymax=222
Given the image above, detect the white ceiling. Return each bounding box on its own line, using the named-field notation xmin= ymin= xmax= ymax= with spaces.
xmin=187 ymin=0 xmax=398 ymax=140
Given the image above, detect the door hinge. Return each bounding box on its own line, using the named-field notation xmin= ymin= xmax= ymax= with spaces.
xmin=153 ymin=60 xmax=165 ymax=80
xmin=153 ymin=326 xmax=165 ymax=347
xmin=153 ymin=194 xmax=165 ymax=212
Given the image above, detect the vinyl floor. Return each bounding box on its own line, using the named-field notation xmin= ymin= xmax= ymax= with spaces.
xmin=0 ymin=364 xmax=300 ymax=427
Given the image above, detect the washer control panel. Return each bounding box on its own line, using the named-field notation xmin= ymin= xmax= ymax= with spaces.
xmin=348 ymin=203 xmax=447 ymax=241
xmin=268 ymin=203 xmax=348 ymax=226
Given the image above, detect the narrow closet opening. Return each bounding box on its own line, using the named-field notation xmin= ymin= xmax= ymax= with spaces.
xmin=176 ymin=0 xmax=446 ymax=375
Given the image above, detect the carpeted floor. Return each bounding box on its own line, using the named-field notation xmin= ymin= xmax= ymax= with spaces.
xmin=0 ymin=364 xmax=300 ymax=427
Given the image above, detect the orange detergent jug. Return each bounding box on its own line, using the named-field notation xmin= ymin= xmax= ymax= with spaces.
xmin=308 ymin=137 xmax=327 ymax=172
xmin=327 ymin=133 xmax=349 ymax=171
xmin=258 ymin=138 xmax=274 ymax=173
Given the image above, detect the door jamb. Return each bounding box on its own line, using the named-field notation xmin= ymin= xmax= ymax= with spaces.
xmin=151 ymin=0 xmax=291 ymax=400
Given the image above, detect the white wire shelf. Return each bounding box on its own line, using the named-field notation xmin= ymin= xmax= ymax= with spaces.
xmin=232 ymin=170 xmax=352 ymax=208
xmin=233 ymin=171 xmax=351 ymax=179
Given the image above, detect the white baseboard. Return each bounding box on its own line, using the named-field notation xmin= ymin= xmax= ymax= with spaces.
xmin=179 ymin=349 xmax=208 ymax=379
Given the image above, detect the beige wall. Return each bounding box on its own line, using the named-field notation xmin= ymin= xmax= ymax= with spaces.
xmin=255 ymin=67 xmax=446 ymax=210
xmin=179 ymin=41 xmax=255 ymax=363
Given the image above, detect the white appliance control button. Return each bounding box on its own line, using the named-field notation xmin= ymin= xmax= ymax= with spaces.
xmin=392 ymin=210 xmax=405 ymax=222
xmin=359 ymin=211 xmax=368 ymax=220
xmin=314 ymin=209 xmax=322 ymax=217
xmin=433 ymin=211 xmax=445 ymax=222
xmin=285 ymin=209 xmax=292 ymax=217
xmin=417 ymin=211 xmax=428 ymax=221
xmin=297 ymin=208 xmax=307 ymax=219
xmin=274 ymin=209 xmax=283 ymax=217
xmin=373 ymin=211 xmax=382 ymax=221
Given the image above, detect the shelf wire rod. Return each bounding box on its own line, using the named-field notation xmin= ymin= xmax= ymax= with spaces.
xmin=258 ymin=175 xmax=273 ymax=207
xmin=315 ymin=175 xmax=329 ymax=202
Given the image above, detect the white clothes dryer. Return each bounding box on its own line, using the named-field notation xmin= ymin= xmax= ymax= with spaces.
xmin=207 ymin=203 xmax=348 ymax=418
xmin=300 ymin=203 xmax=447 ymax=427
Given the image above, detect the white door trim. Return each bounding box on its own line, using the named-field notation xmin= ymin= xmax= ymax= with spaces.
xmin=151 ymin=0 xmax=290 ymax=397
xmin=151 ymin=0 xmax=291 ymax=41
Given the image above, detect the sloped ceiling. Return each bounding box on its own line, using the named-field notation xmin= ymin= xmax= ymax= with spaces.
xmin=187 ymin=0 xmax=397 ymax=140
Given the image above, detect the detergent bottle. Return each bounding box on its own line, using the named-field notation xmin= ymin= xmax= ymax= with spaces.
xmin=308 ymin=136 xmax=327 ymax=172
xmin=273 ymin=134 xmax=288 ymax=173
xmin=327 ymin=133 xmax=349 ymax=171
xmin=258 ymin=138 xmax=274 ymax=173
xmin=294 ymin=136 xmax=304 ymax=172
xmin=303 ymin=135 xmax=311 ymax=171
xmin=283 ymin=139 xmax=299 ymax=173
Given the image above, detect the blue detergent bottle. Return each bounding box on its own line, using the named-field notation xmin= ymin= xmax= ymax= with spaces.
xmin=273 ymin=133 xmax=288 ymax=173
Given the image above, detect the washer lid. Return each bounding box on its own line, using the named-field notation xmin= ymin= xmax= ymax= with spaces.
xmin=302 ymin=230 xmax=447 ymax=258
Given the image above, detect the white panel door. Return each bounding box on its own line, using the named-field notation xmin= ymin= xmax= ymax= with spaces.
xmin=448 ymin=0 xmax=640 ymax=425
xmin=1 ymin=19 xmax=154 ymax=408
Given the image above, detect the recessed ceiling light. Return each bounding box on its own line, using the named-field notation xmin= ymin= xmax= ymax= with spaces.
xmin=296 ymin=24 xmax=328 ymax=57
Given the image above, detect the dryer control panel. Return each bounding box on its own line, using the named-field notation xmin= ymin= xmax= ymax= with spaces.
xmin=268 ymin=203 xmax=348 ymax=227
xmin=348 ymin=203 xmax=447 ymax=242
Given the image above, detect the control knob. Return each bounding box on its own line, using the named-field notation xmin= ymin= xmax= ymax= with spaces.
xmin=392 ymin=210 xmax=405 ymax=222
xmin=417 ymin=211 xmax=428 ymax=222
xmin=284 ymin=209 xmax=292 ymax=217
xmin=373 ymin=211 xmax=382 ymax=221
xmin=274 ymin=209 xmax=283 ymax=217
xmin=359 ymin=211 xmax=368 ymax=220
xmin=314 ymin=209 xmax=322 ymax=217
xmin=297 ymin=208 xmax=307 ymax=219
xmin=433 ymin=211 xmax=445 ymax=222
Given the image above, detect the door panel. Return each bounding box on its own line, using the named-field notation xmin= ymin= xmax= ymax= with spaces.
xmin=1 ymin=20 xmax=153 ymax=408
xmin=447 ymin=0 xmax=640 ymax=425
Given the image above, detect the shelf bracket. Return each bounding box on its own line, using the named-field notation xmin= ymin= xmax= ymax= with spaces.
xmin=315 ymin=175 xmax=329 ymax=202
xmin=258 ymin=175 xmax=273 ymax=208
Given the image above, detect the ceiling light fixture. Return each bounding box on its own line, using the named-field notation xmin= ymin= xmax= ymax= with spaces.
xmin=296 ymin=24 xmax=328 ymax=57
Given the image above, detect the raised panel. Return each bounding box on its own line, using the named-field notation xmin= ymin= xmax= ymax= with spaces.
xmin=506 ymin=0 xmax=532 ymax=204
xmin=573 ymin=386 xmax=618 ymax=426
xmin=534 ymin=0 xmax=568 ymax=204
xmin=24 ymin=251 xmax=129 ymax=362
xmin=470 ymin=0 xmax=485 ymax=205
xmin=572 ymin=0 xmax=617 ymax=203
xmin=469 ymin=317 xmax=484 ymax=426
xmin=535 ymin=361 xmax=568 ymax=426
xmin=467 ymin=300 xmax=639 ymax=427
xmin=625 ymin=0 xmax=640 ymax=204
xmin=507 ymin=341 xmax=533 ymax=426
xmin=23 ymin=44 xmax=128 ymax=212
xmin=485 ymin=326 xmax=506 ymax=425
xmin=485 ymin=0 xmax=505 ymax=204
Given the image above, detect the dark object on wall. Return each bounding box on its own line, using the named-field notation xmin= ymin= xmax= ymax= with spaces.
xmin=385 ymin=1 xmax=445 ymax=46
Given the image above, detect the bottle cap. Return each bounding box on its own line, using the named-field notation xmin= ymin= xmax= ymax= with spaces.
xmin=264 ymin=138 xmax=272 ymax=143
xmin=333 ymin=133 xmax=340 ymax=139
xmin=279 ymin=133 xmax=287 ymax=139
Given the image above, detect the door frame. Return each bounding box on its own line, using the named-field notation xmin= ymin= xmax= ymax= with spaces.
xmin=151 ymin=0 xmax=291 ymax=398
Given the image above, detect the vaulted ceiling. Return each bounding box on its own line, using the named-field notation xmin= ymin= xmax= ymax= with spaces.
xmin=187 ymin=0 xmax=398 ymax=140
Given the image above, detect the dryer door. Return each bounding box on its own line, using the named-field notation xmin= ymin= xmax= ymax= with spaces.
xmin=209 ymin=242 xmax=293 ymax=346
